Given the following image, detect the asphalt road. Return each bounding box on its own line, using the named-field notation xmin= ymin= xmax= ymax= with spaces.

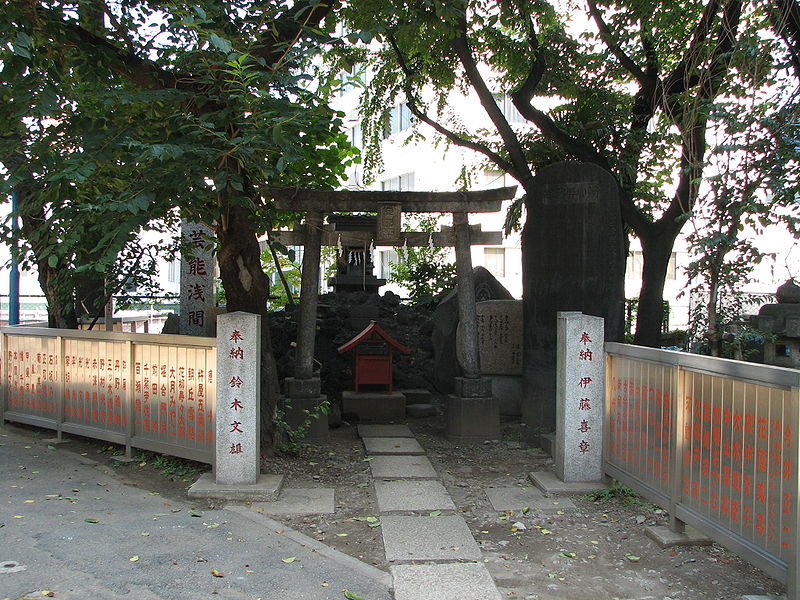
xmin=0 ymin=427 xmax=392 ymax=600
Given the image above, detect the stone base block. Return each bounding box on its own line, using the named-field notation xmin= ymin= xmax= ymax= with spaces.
xmin=399 ymin=389 xmax=434 ymax=404
xmin=342 ymin=391 xmax=406 ymax=422
xmin=446 ymin=395 xmax=499 ymax=444
xmin=188 ymin=472 xmax=284 ymax=501
xmin=537 ymin=432 xmax=555 ymax=456
xmin=485 ymin=375 xmax=523 ymax=416
xmin=645 ymin=525 xmax=712 ymax=548
xmin=453 ymin=377 xmax=492 ymax=398
xmin=406 ymin=403 xmax=438 ymax=418
xmin=281 ymin=395 xmax=329 ymax=441
xmin=529 ymin=470 xmax=610 ymax=496
xmin=43 ymin=437 xmax=70 ymax=445
xmin=284 ymin=377 xmax=321 ymax=398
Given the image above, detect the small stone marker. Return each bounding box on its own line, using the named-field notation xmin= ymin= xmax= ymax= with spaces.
xmin=216 ymin=312 xmax=260 ymax=485
xmin=179 ymin=220 xmax=216 ymax=336
xmin=555 ymin=312 xmax=605 ymax=483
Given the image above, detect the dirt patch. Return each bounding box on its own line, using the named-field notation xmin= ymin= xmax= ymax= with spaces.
xmin=10 ymin=418 xmax=787 ymax=599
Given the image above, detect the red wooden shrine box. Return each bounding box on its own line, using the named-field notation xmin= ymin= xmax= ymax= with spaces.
xmin=337 ymin=321 xmax=410 ymax=393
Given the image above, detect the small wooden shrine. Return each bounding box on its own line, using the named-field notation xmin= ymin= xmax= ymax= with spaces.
xmin=337 ymin=321 xmax=410 ymax=393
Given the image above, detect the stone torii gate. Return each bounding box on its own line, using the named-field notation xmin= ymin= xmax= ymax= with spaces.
xmin=268 ymin=185 xmax=517 ymax=443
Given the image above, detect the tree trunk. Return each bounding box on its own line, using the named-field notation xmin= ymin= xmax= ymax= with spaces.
xmin=633 ymin=229 xmax=678 ymax=347
xmin=216 ymin=201 xmax=280 ymax=451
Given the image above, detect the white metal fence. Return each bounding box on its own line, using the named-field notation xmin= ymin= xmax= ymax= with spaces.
xmin=1 ymin=327 xmax=217 ymax=464
xmin=605 ymin=342 xmax=800 ymax=595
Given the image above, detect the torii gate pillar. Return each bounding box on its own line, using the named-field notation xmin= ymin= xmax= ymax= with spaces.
xmin=448 ymin=212 xmax=500 ymax=443
xmin=283 ymin=210 xmax=329 ymax=440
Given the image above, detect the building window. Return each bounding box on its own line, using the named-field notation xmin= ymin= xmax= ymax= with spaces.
xmin=338 ymin=64 xmax=366 ymax=96
xmin=626 ymin=251 xmax=677 ymax=281
xmin=383 ymin=102 xmax=415 ymax=138
xmin=493 ymin=94 xmax=526 ymax=124
xmin=381 ymin=172 xmax=415 ymax=191
xmin=167 ymin=259 xmax=178 ymax=283
xmin=484 ymin=247 xmax=505 ymax=277
xmin=349 ymin=123 xmax=363 ymax=150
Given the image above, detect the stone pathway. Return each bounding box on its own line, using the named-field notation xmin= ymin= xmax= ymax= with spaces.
xmin=358 ymin=424 xmax=503 ymax=600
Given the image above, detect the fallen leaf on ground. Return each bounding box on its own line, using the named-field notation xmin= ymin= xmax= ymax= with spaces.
xmin=211 ymin=569 xmax=224 ymax=577
xmin=560 ymin=552 xmax=576 ymax=558
xmin=342 ymin=591 xmax=366 ymax=600
xmin=129 ymin=556 xmax=139 ymax=562
xmin=84 ymin=519 xmax=99 ymax=524
xmin=281 ymin=557 xmax=297 ymax=563
xmin=625 ymin=554 xmax=641 ymax=562
xmin=429 ymin=510 xmax=442 ymax=517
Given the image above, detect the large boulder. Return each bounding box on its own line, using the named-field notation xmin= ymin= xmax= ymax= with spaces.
xmin=431 ymin=266 xmax=514 ymax=393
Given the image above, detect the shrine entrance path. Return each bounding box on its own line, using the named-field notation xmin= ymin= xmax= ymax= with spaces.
xmin=7 ymin=415 xmax=788 ymax=600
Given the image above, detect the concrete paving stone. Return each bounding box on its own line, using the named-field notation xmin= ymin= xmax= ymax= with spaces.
xmin=381 ymin=515 xmax=482 ymax=561
xmin=375 ymin=479 xmax=456 ymax=512
xmin=369 ymin=455 xmax=438 ymax=479
xmin=250 ymin=487 xmax=335 ymax=515
xmin=358 ymin=424 xmax=414 ymax=438
xmin=363 ymin=436 xmax=425 ymax=455
xmin=391 ymin=562 xmax=502 ymax=600
xmin=529 ymin=469 xmax=611 ymax=495
xmin=486 ymin=486 xmax=577 ymax=513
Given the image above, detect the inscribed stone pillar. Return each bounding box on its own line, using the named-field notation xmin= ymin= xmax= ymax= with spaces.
xmin=179 ymin=221 xmax=216 ymax=336
xmin=555 ymin=312 xmax=604 ymax=482
xmin=215 ymin=312 xmax=260 ymax=485
xmin=522 ymin=162 xmax=625 ymax=431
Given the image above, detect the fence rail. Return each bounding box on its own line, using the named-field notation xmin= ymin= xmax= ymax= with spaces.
xmin=605 ymin=342 xmax=800 ymax=593
xmin=1 ymin=327 xmax=216 ymax=464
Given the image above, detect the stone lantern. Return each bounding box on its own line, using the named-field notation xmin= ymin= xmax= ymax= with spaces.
xmin=752 ymin=280 xmax=800 ymax=369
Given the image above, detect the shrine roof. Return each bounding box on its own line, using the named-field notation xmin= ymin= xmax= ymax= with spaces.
xmin=337 ymin=321 xmax=411 ymax=355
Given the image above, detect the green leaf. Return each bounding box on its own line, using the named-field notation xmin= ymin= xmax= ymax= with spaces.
xmin=209 ymin=33 xmax=232 ymax=54
xmin=343 ymin=590 xmax=367 ymax=600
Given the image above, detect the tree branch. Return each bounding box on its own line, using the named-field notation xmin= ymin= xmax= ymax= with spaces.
xmin=512 ymin=6 xmax=546 ymax=101
xmin=450 ymin=15 xmax=534 ymax=185
xmin=661 ymin=0 xmax=720 ymax=98
xmin=587 ymin=0 xmax=647 ymax=84
xmin=386 ymin=35 xmax=517 ymax=175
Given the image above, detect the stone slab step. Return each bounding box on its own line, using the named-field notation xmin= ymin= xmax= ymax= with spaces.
xmin=397 ymin=388 xmax=434 ymax=404
xmin=250 ymin=488 xmax=335 ymax=515
xmin=485 ymin=486 xmax=577 ymax=513
xmin=188 ymin=473 xmax=284 ymax=501
xmin=363 ymin=437 xmax=425 ymax=455
xmin=369 ymin=455 xmax=438 ymax=479
xmin=391 ymin=563 xmax=502 ymax=600
xmin=529 ymin=470 xmax=610 ymax=496
xmin=357 ymin=424 xmax=414 ymax=438
xmin=375 ymin=479 xmax=455 ymax=513
xmin=381 ymin=515 xmax=481 ymax=562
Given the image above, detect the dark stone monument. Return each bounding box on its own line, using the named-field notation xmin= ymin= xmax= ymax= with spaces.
xmin=431 ymin=267 xmax=514 ymax=394
xmin=522 ymin=162 xmax=625 ymax=432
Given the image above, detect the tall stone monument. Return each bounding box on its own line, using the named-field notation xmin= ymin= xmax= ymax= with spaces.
xmin=522 ymin=162 xmax=625 ymax=432
xmin=179 ymin=221 xmax=216 ymax=336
